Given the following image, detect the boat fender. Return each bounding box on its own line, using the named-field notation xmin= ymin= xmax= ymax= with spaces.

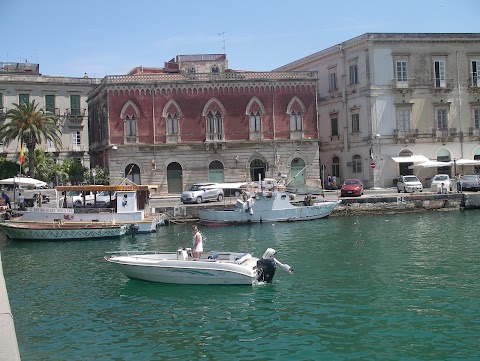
xmin=129 ymin=223 xmax=140 ymax=233
xmin=235 ymin=253 xmax=252 ymax=264
xmin=256 ymin=258 xmax=276 ymax=283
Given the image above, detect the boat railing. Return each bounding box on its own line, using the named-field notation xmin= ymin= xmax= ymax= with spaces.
xmin=73 ymin=207 xmax=115 ymax=214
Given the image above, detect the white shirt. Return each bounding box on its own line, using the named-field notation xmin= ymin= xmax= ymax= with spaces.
xmin=192 ymin=231 xmax=203 ymax=252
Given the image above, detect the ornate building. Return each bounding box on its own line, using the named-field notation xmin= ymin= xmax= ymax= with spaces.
xmin=88 ymin=55 xmax=320 ymax=193
xmin=277 ymin=33 xmax=480 ymax=188
xmin=0 ymin=62 xmax=99 ymax=169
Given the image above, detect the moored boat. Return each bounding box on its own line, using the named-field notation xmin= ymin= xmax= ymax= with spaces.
xmin=0 ymin=221 xmax=127 ymax=240
xmin=105 ymin=248 xmax=293 ymax=285
xmin=199 ymin=178 xmax=340 ymax=225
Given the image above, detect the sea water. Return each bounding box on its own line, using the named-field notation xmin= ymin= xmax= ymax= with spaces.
xmin=1 ymin=210 xmax=479 ymax=360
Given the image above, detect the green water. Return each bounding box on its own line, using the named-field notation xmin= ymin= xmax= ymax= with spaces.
xmin=1 ymin=211 xmax=479 ymax=360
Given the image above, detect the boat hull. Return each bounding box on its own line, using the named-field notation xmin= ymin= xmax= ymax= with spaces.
xmin=199 ymin=200 xmax=340 ymax=225
xmin=0 ymin=222 xmax=127 ymax=240
xmin=106 ymin=253 xmax=258 ymax=285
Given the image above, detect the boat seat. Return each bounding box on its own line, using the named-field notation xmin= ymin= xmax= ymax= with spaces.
xmin=235 ymin=253 xmax=252 ymax=264
xmin=208 ymin=252 xmax=220 ymax=260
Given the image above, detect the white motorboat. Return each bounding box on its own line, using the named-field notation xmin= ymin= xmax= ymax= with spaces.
xmin=0 ymin=221 xmax=127 ymax=240
xmin=16 ymin=182 xmax=161 ymax=234
xmin=105 ymin=248 xmax=293 ymax=285
xmin=199 ymin=179 xmax=340 ymax=225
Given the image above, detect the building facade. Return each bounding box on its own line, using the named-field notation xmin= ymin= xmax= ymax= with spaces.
xmin=276 ymin=33 xmax=480 ymax=188
xmin=88 ymin=55 xmax=320 ymax=193
xmin=0 ymin=62 xmax=99 ymax=169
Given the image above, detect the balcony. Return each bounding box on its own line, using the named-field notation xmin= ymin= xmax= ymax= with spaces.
xmin=392 ymin=78 xmax=416 ymax=92
xmin=468 ymin=75 xmax=479 ymax=92
xmin=469 ymin=127 xmax=480 ymax=140
xmin=65 ymin=108 xmax=86 ymax=122
xmin=290 ymin=130 xmax=304 ymax=140
xmin=394 ymin=129 xmax=418 ymax=143
xmin=206 ymin=132 xmax=225 ymax=142
xmin=166 ymin=134 xmax=180 ymax=143
xmin=69 ymin=144 xmax=85 ymax=152
xmin=125 ymin=135 xmax=138 ymax=144
xmin=433 ymin=128 xmax=456 ymax=142
xmin=430 ymin=78 xmax=454 ymax=93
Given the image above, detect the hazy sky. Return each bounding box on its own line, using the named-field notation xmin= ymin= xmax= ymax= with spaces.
xmin=1 ymin=0 xmax=478 ymax=78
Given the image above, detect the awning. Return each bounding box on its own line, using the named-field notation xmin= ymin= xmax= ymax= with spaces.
xmin=453 ymin=159 xmax=480 ymax=166
xmin=391 ymin=155 xmax=429 ymax=163
xmin=409 ymin=160 xmax=452 ymax=169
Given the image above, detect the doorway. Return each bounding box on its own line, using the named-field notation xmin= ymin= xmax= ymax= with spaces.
xmin=167 ymin=162 xmax=183 ymax=193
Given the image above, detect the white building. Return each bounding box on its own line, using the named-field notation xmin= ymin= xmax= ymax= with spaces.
xmin=277 ymin=33 xmax=480 ymax=188
xmin=0 ymin=62 xmax=99 ymax=169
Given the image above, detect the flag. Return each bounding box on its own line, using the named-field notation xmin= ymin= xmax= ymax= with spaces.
xmin=19 ymin=142 xmax=25 ymax=165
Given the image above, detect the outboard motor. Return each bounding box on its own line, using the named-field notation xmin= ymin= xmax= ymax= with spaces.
xmin=262 ymin=248 xmax=294 ymax=274
xmin=129 ymin=223 xmax=140 ymax=234
xmin=256 ymin=258 xmax=276 ymax=283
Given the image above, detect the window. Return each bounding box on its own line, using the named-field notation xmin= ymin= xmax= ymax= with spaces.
xmin=434 ymin=60 xmax=446 ymax=87
xmin=353 ymin=155 xmax=362 ymax=173
xmin=250 ymin=111 xmax=262 ymax=132
xmin=349 ymin=64 xmax=358 ymax=85
xmin=45 ymin=95 xmax=55 ymax=114
xmin=187 ymin=66 xmax=196 ymax=74
xmin=328 ymin=71 xmax=337 ymax=91
xmin=331 ymin=117 xmax=338 ymax=136
xmin=474 ymin=108 xmax=480 ymax=129
xmin=211 ymin=66 xmax=219 ymax=73
xmin=436 ymin=108 xmax=448 ymax=129
xmin=206 ymin=110 xmax=223 ymax=141
xmin=46 ymin=139 xmax=56 ymax=152
xmin=290 ymin=111 xmax=303 ymax=131
xmin=70 ymin=95 xmax=81 ymax=116
xmin=19 ymin=94 xmax=29 ymax=106
xmin=396 ymin=61 xmax=408 ymax=81
xmin=167 ymin=113 xmax=179 ymax=134
xmin=71 ymin=131 xmax=81 ymax=151
xmin=397 ymin=108 xmax=411 ymax=131
xmin=472 ymin=60 xmax=479 ymax=87
xmin=332 ymin=156 xmax=340 ymax=179
xmin=351 ymin=113 xmax=360 ymax=133
xmin=125 ymin=115 xmax=137 ymax=137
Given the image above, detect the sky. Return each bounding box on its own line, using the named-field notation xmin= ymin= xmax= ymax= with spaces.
xmin=1 ymin=0 xmax=478 ymax=78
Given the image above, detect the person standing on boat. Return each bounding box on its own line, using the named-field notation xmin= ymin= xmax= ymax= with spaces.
xmin=18 ymin=192 xmax=25 ymax=210
xmin=1 ymin=191 xmax=11 ymax=209
xmin=192 ymin=225 xmax=203 ymax=259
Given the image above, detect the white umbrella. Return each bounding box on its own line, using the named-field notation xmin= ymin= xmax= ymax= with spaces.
xmin=0 ymin=177 xmax=47 ymax=187
xmin=408 ymin=160 xmax=452 ymax=169
xmin=453 ymin=159 xmax=480 ymax=166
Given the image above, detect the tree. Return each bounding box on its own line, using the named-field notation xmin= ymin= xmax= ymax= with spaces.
xmin=0 ymin=158 xmax=20 ymax=179
xmin=0 ymin=100 xmax=62 ymax=177
xmin=84 ymin=166 xmax=109 ymax=185
xmin=33 ymin=149 xmax=58 ymax=184
xmin=58 ymin=157 xmax=86 ymax=185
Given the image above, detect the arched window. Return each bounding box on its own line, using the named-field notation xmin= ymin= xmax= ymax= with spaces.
xmin=167 ymin=113 xmax=179 ymax=135
xmin=353 ymin=155 xmax=362 ymax=173
xmin=211 ymin=65 xmax=219 ymax=73
xmin=125 ymin=163 xmax=140 ymax=184
xmin=290 ymin=110 xmax=303 ymax=131
xmin=187 ymin=66 xmax=196 ymax=74
xmin=125 ymin=115 xmax=136 ymax=137
xmin=207 ymin=110 xmax=223 ymax=141
xmin=250 ymin=111 xmax=262 ymax=132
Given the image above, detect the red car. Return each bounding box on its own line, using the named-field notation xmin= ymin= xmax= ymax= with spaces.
xmin=340 ymin=179 xmax=364 ymax=197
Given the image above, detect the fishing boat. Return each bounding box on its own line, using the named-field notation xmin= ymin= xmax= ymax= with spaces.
xmin=198 ymin=178 xmax=340 ymax=225
xmin=0 ymin=221 xmax=127 ymax=240
xmin=16 ymin=181 xmax=162 ymax=233
xmin=105 ymin=248 xmax=293 ymax=285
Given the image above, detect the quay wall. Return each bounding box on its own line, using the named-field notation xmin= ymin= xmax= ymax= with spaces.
xmin=154 ymin=193 xmax=480 ymax=221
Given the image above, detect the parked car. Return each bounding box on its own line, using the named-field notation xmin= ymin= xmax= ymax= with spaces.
xmin=431 ymin=174 xmax=452 ymax=192
xmin=340 ymin=179 xmax=364 ymax=197
xmin=397 ymin=175 xmax=423 ymax=193
xmin=181 ymin=183 xmax=224 ymax=204
xmin=59 ymin=191 xmax=95 ymax=207
xmin=95 ymin=191 xmax=116 ymax=207
xmin=460 ymin=174 xmax=480 ymax=191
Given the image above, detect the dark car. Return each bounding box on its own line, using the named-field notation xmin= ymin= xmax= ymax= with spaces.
xmin=340 ymin=179 xmax=364 ymax=197
xmin=460 ymin=174 xmax=480 ymax=191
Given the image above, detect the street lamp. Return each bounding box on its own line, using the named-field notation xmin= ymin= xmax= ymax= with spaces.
xmin=92 ymin=168 xmax=96 ymax=185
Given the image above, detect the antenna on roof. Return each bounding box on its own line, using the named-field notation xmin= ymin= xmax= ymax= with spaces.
xmin=218 ymin=32 xmax=227 ymax=54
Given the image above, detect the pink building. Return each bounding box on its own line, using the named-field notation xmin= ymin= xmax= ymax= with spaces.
xmin=88 ymin=54 xmax=320 ymax=193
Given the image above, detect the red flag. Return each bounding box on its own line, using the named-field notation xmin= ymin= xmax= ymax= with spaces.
xmin=19 ymin=142 xmax=25 ymax=165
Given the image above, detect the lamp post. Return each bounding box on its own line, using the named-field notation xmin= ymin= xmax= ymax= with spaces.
xmin=92 ymin=168 xmax=96 ymax=185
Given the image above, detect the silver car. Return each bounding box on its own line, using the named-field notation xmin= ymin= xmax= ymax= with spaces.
xmin=397 ymin=175 xmax=423 ymax=193
xmin=181 ymin=183 xmax=224 ymax=204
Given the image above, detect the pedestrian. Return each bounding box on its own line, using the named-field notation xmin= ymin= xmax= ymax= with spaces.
xmin=455 ymin=173 xmax=462 ymax=193
xmin=18 ymin=192 xmax=25 ymax=210
xmin=192 ymin=224 xmax=203 ymax=259
xmin=1 ymin=191 xmax=11 ymax=209
xmin=332 ymin=175 xmax=337 ymax=189
xmin=38 ymin=192 xmax=43 ymax=207
xmin=327 ymin=174 xmax=332 ymax=189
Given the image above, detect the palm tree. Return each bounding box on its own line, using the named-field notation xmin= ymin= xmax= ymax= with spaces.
xmin=0 ymin=100 xmax=62 ymax=177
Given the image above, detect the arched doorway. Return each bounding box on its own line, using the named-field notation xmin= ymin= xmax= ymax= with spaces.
xmin=436 ymin=149 xmax=451 ymax=175
xmin=250 ymin=159 xmax=266 ymax=181
xmin=167 ymin=162 xmax=183 ymax=193
xmin=398 ymin=149 xmax=414 ymax=175
xmin=208 ymin=161 xmax=224 ymax=183
xmin=290 ymin=158 xmax=306 ymax=185
xmin=125 ymin=163 xmax=141 ymax=184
